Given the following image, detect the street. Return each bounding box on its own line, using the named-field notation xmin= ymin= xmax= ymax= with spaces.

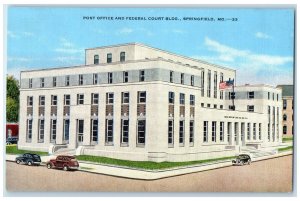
xmin=6 ymin=155 xmax=293 ymax=192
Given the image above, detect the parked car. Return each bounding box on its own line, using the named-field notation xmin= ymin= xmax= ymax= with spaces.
xmin=46 ymin=155 xmax=79 ymax=171
xmin=232 ymin=154 xmax=251 ymax=166
xmin=15 ymin=153 xmax=42 ymax=166
xmin=6 ymin=137 xmax=18 ymax=145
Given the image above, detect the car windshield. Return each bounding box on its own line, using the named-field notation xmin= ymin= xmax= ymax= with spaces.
xmin=33 ymin=155 xmax=40 ymax=158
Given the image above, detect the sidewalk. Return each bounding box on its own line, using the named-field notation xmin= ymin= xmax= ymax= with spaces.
xmin=6 ymin=150 xmax=292 ymax=180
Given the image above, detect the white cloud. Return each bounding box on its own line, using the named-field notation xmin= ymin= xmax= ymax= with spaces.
xmin=53 ymin=56 xmax=83 ymax=62
xmin=54 ymin=38 xmax=83 ymax=54
xmin=7 ymin=31 xmax=34 ymax=39
xmin=172 ymin=29 xmax=187 ymax=34
xmin=8 ymin=57 xmax=33 ymax=62
xmin=117 ymin=28 xmax=133 ymax=35
xmin=255 ymin=32 xmax=271 ymax=39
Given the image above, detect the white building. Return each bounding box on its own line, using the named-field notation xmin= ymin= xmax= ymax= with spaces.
xmin=18 ymin=43 xmax=282 ymax=162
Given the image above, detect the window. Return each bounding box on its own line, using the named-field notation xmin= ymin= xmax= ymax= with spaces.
xmin=106 ymin=93 xmax=114 ymax=104
xmin=253 ymin=123 xmax=256 ymax=140
xmin=220 ymin=72 xmax=224 ymax=82
xmin=189 ymin=121 xmax=194 ymax=145
xmin=139 ymin=70 xmax=145 ymax=82
xmin=207 ymin=70 xmax=211 ymax=97
xmin=203 ymin=121 xmax=208 ymax=142
xmin=283 ymin=99 xmax=287 ymax=110
xmin=79 ymin=74 xmax=83 ymax=85
xmin=247 ymin=123 xmax=251 ymax=140
xmin=268 ymin=92 xmax=270 ymax=100
xmin=107 ymin=53 xmax=112 ymax=63
xmin=277 ymin=94 xmax=279 ymax=101
xmin=201 ymin=69 xmax=204 ymax=97
xmin=169 ymin=92 xmax=174 ymax=104
xmin=38 ymin=119 xmax=45 ymax=142
xmin=29 ymin=78 xmax=32 ymax=88
xmin=91 ymin=119 xmax=98 ymax=143
xmin=91 ymin=93 xmax=99 ymax=105
xmin=105 ymin=119 xmax=113 ymax=144
xmin=283 ymin=114 xmax=287 ymax=121
xmin=213 ymin=71 xmax=217 ymax=98
xmin=191 ymin=75 xmax=194 ymax=86
xmin=201 ymin=103 xmax=204 ymax=107
xmin=50 ymin=119 xmax=57 ymax=143
xmin=65 ymin=75 xmax=70 ymax=86
xmin=248 ymin=91 xmax=254 ymax=99
xmin=272 ymin=93 xmax=274 ymax=100
xmin=26 ymin=119 xmax=33 ymax=142
xmin=207 ymin=104 xmax=211 ymax=108
xmin=181 ymin=73 xmax=184 ymax=84
xmin=27 ymin=96 xmax=33 ymax=106
xmin=39 ymin=96 xmax=45 ymax=106
xmin=94 ymin=55 xmax=99 ymax=64
xmin=122 ymin=92 xmax=130 ymax=104
xmin=53 ymin=77 xmax=57 ymax=87
xmin=179 ymin=120 xmax=184 ymax=145
xmin=212 ymin=121 xmax=216 ymax=142
xmin=247 ymin=105 xmax=254 ymax=112
xmin=220 ymin=122 xmax=224 ymax=141
xmin=283 ymin=125 xmax=287 ymax=134
xmin=180 ymin=93 xmax=185 ymax=105
xmin=170 ymin=71 xmax=174 ymax=83
xmin=77 ymin=120 xmax=84 ymax=143
xmin=259 ymin=123 xmax=261 ymax=140
xmin=108 ymin=72 xmax=113 ymax=84
xmin=40 ymin=78 xmax=44 ymax=88
xmin=120 ymin=52 xmax=125 ymax=62
xmin=137 ymin=120 xmax=146 ymax=145
xmin=190 ymin=95 xmax=195 ymax=105
xmin=77 ymin=94 xmax=84 ymax=105
xmin=168 ymin=120 xmax=174 ymax=146
xmin=93 ymin=73 xmax=98 ymax=85
xmin=51 ymin=95 xmax=57 ymax=106
xmin=123 ymin=71 xmax=128 ymax=83
xmin=64 ymin=95 xmax=70 ymax=106
xmin=121 ymin=119 xmax=129 ymax=144
xmin=220 ymin=105 xmax=223 ymax=109
xmin=214 ymin=104 xmax=217 ymax=109
xmin=268 ymin=124 xmax=270 ymax=140
xmin=63 ymin=119 xmax=70 ymax=142
xmin=138 ymin=91 xmax=146 ymax=103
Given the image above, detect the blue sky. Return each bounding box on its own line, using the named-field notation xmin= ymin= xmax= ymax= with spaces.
xmin=7 ymin=7 xmax=294 ymax=86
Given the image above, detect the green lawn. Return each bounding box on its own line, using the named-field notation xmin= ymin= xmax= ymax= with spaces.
xmin=6 ymin=145 xmax=48 ymax=156
xmin=76 ymin=155 xmax=235 ymax=170
xmin=282 ymin=136 xmax=293 ymax=142
xmin=278 ymin=146 xmax=293 ymax=152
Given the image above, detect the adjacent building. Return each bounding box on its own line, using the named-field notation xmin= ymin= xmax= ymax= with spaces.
xmin=18 ymin=43 xmax=283 ymax=162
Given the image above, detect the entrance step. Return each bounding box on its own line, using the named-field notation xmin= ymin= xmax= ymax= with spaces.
xmin=54 ymin=148 xmax=76 ymax=156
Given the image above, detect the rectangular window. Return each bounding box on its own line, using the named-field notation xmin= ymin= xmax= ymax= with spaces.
xmin=79 ymin=74 xmax=83 ymax=85
xmin=247 ymin=123 xmax=251 ymax=140
xmin=207 ymin=70 xmax=211 ymax=97
xmin=38 ymin=119 xmax=45 ymax=142
xmin=139 ymin=70 xmax=145 ymax=82
xmin=108 ymin=72 xmax=113 ymax=84
xmin=259 ymin=123 xmax=261 ymax=140
xmin=29 ymin=78 xmax=32 ymax=88
xmin=27 ymin=119 xmax=33 ymax=142
xmin=51 ymin=95 xmax=57 ymax=106
xmin=169 ymin=92 xmax=174 ymax=104
xmin=181 ymin=73 xmax=184 ymax=84
xmin=137 ymin=120 xmax=146 ymax=145
xmin=53 ymin=77 xmax=57 ymax=87
xmin=201 ymin=103 xmax=204 ymax=107
xmin=39 ymin=96 xmax=45 ymax=106
xmin=253 ymin=123 xmax=256 ymax=140
xmin=65 ymin=75 xmax=70 ymax=86
xmin=120 ymin=52 xmax=125 ymax=62
xmin=64 ymin=94 xmax=70 ymax=106
xmin=191 ymin=75 xmax=194 ymax=86
xmin=189 ymin=121 xmax=194 ymax=145
xmin=77 ymin=94 xmax=84 ymax=105
xmin=268 ymin=123 xmax=270 ymax=140
xmin=63 ymin=119 xmax=70 ymax=142
xmin=122 ymin=92 xmax=130 ymax=104
xmin=168 ymin=120 xmax=174 ymax=146
xmin=27 ymin=96 xmax=33 ymax=106
xmin=93 ymin=73 xmax=98 ymax=85
xmin=105 ymin=119 xmax=113 ymax=143
xmin=190 ymin=95 xmax=195 ymax=105
xmin=94 ymin=55 xmax=99 ymax=64
xmin=213 ymin=71 xmax=217 ymax=98
xmin=91 ymin=119 xmax=98 ymax=143
xmin=106 ymin=93 xmax=114 ymax=104
xmin=203 ymin=121 xmax=208 ymax=142
xmin=180 ymin=93 xmax=185 ymax=105
xmin=179 ymin=120 xmax=184 ymax=145
xmin=207 ymin=104 xmax=211 ymax=108
xmin=248 ymin=91 xmax=255 ymax=99
xmin=107 ymin=53 xmax=112 ymax=63
xmin=220 ymin=122 xmax=224 ymax=141
xmin=219 ymin=73 xmax=223 ymax=100
xmin=40 ymin=78 xmax=44 ymax=88
xmin=123 ymin=71 xmax=128 ymax=83
xmin=91 ymin=93 xmax=99 ymax=105
xmin=283 ymin=99 xmax=287 ymax=110
xmin=77 ymin=119 xmax=84 ymax=143
xmin=283 ymin=125 xmax=287 ymax=134
xmin=170 ymin=71 xmax=174 ymax=83
xmin=247 ymin=105 xmax=254 ymax=112
xmin=272 ymin=93 xmax=275 ymax=100
xmin=268 ymin=92 xmax=270 ymax=100
xmin=214 ymin=104 xmax=217 ymax=109
xmin=201 ymin=69 xmax=204 ymax=97
xmin=277 ymin=94 xmax=279 ymax=101
xmin=212 ymin=121 xmax=216 ymax=142
xmin=121 ymin=119 xmax=129 ymax=144
xmin=50 ymin=119 xmax=57 ymax=143
xmin=138 ymin=91 xmax=146 ymax=103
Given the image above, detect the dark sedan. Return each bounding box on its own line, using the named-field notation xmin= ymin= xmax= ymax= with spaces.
xmin=15 ymin=153 xmax=42 ymax=166
xmin=232 ymin=154 xmax=251 ymax=166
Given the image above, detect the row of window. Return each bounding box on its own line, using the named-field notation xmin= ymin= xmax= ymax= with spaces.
xmin=169 ymin=92 xmax=195 ymax=105
xmin=283 ymin=99 xmax=293 ymax=110
xmin=93 ymin=52 xmax=126 ymax=64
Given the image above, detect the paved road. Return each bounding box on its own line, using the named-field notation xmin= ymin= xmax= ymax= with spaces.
xmin=6 ymin=155 xmax=293 ymax=192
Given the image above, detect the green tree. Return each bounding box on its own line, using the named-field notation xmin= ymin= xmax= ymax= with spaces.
xmin=6 ymin=75 xmax=19 ymax=122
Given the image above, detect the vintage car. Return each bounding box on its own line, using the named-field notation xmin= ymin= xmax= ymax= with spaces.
xmin=15 ymin=153 xmax=42 ymax=166
xmin=46 ymin=155 xmax=79 ymax=171
xmin=232 ymin=154 xmax=251 ymax=166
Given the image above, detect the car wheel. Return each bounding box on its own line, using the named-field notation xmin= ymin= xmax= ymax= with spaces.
xmin=248 ymin=159 xmax=251 ymax=165
xmin=6 ymin=142 xmax=11 ymax=145
xmin=63 ymin=166 xmax=68 ymax=171
xmin=47 ymin=163 xmax=52 ymax=169
xmin=241 ymin=161 xmax=244 ymax=166
xmin=27 ymin=161 xmax=32 ymax=166
xmin=16 ymin=159 xmax=21 ymax=164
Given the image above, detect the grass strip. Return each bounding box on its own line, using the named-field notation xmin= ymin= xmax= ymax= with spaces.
xmin=282 ymin=137 xmax=293 ymax=142
xmin=278 ymin=146 xmax=293 ymax=152
xmin=6 ymin=145 xmax=48 ymax=156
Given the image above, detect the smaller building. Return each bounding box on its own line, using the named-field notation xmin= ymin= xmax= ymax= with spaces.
xmin=277 ymin=85 xmax=294 ymax=137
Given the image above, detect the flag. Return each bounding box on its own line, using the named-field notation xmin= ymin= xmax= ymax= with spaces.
xmin=219 ymin=79 xmax=234 ymax=90
xmin=219 ymin=81 xmax=227 ymax=89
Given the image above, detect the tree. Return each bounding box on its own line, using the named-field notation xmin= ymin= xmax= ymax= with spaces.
xmin=6 ymin=75 xmax=19 ymax=122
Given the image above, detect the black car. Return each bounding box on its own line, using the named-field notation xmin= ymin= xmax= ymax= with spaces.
xmin=15 ymin=153 xmax=42 ymax=166
xmin=6 ymin=137 xmax=18 ymax=145
xmin=232 ymin=154 xmax=251 ymax=166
